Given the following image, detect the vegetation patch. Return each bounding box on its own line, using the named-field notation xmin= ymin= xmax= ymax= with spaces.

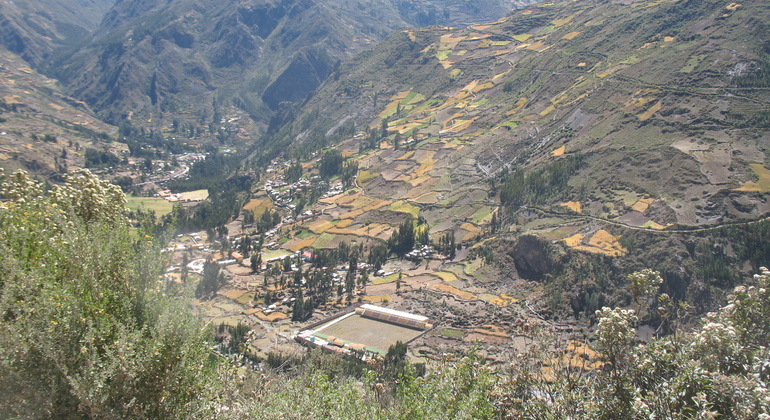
xmin=372 ymin=272 xmax=400 ymax=285
xmin=243 ymin=198 xmax=272 ymax=215
xmin=560 ymin=201 xmax=581 ymax=213
xmin=126 ymin=195 xmax=174 ymax=218
xmin=551 ymin=145 xmax=566 ymax=156
xmin=470 ymin=206 xmax=496 ymax=224
xmin=221 ymin=289 xmax=248 ymax=300
xmin=256 ymin=311 xmax=289 ymax=322
xmin=513 ymin=33 xmax=533 ymax=42
xmin=311 ymin=233 xmax=337 ymax=248
xmin=638 ymin=101 xmax=662 ymax=121
xmin=735 ymin=163 xmax=770 ymax=192
xmin=288 ymin=237 xmax=316 ymax=252
xmin=236 ymin=292 xmax=255 ymax=305
xmin=307 ymin=219 xmax=335 ymax=234
xmin=357 ymin=170 xmax=378 ymax=187
xmin=631 ymin=197 xmax=654 ymax=213
xmin=388 ymin=200 xmax=421 ymax=218
xmin=433 ymin=283 xmax=476 ymax=300
xmin=641 ymin=220 xmax=668 ymax=230
xmin=562 ymin=31 xmax=581 ymax=40
xmin=563 ymin=233 xmax=584 ymax=247
xmin=179 ymin=189 xmax=209 ymax=201
xmin=439 ymin=328 xmax=465 ymax=338
xmin=434 ymin=271 xmax=458 ymax=282
xmin=572 ymin=229 xmax=627 ymax=256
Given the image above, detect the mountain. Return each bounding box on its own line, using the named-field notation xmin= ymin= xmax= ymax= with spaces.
xmin=0 ymin=0 xmax=115 ymax=66
xmin=256 ymin=0 xmax=770 ymax=316
xmin=0 ymin=46 xmax=116 ymax=179
xmin=46 ymin=0 xmax=532 ymax=138
xmin=271 ymin=0 xmax=770 ymax=227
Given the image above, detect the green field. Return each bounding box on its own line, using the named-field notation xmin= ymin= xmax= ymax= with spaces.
xmin=126 ymin=195 xmax=174 ymax=218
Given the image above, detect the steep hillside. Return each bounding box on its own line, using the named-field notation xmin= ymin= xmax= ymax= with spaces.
xmin=0 ymin=47 xmax=117 ymax=179
xmin=272 ymin=0 xmax=770 ymax=227
xmin=252 ymin=0 xmax=770 ymax=318
xmin=0 ymin=0 xmax=115 ymax=66
xmin=48 ymin=0 xmax=532 ymax=137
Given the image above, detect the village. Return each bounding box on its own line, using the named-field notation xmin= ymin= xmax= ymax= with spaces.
xmin=158 ymin=150 xmax=604 ymax=372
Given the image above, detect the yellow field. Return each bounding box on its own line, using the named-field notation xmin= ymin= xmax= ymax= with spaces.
xmin=364 ymin=295 xmax=392 ymax=303
xmin=256 ymin=312 xmax=289 ymax=322
xmin=460 ymin=222 xmax=481 ymax=241
xmin=222 ymin=289 xmax=248 ymax=300
xmin=563 ymin=233 xmax=584 ymax=247
xmin=638 ymin=101 xmax=662 ymax=121
xmin=388 ymin=200 xmax=421 ymax=218
xmin=179 ymin=189 xmax=209 ymax=201
xmin=552 ymin=145 xmax=566 ymax=156
xmin=362 ymin=199 xmax=392 ymax=213
xmin=560 ymin=201 xmax=581 ymax=213
xmin=307 ymin=219 xmax=335 ymax=233
xmin=562 ymin=31 xmax=582 ymax=40
xmin=479 ymin=294 xmax=516 ymax=306
xmin=243 ymin=198 xmax=272 ymax=215
xmin=336 ymin=219 xmax=354 ymax=228
xmin=442 ymin=117 xmax=478 ymax=133
xmin=411 ymin=192 xmax=441 ymax=204
xmin=631 ymin=197 xmax=654 ymax=213
xmin=434 ymin=271 xmax=458 ymax=282
xmin=288 ymin=237 xmax=317 ymax=252
xmin=473 ymin=82 xmax=495 ymax=93
xmin=344 ymin=208 xmax=370 ymax=220
xmin=433 ymin=283 xmax=476 ymax=300
xmin=334 ymin=191 xmax=362 ymax=206
xmin=540 ymin=105 xmax=556 ymax=116
xmin=507 ymin=97 xmax=528 ymax=115
xmin=357 ymin=170 xmax=378 ymax=186
xmin=351 ymin=223 xmax=391 ymax=238
xmin=572 ymin=230 xmax=627 ymax=256
xmin=735 ymin=163 xmax=770 ymax=192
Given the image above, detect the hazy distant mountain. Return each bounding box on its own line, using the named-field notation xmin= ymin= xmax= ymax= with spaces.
xmin=45 ymin=0 xmax=531 ymax=135
xmin=0 ymin=0 xmax=115 ymax=66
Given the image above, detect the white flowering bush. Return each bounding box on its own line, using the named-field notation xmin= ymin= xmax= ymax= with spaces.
xmin=595 ymin=307 xmax=638 ymax=365
xmin=0 ymin=170 xmax=218 ymax=418
xmin=628 ymin=269 xmax=663 ymax=302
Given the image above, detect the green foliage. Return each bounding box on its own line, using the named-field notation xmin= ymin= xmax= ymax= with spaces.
xmin=284 ymin=161 xmax=303 ymax=183
xmin=340 ymin=159 xmax=359 ymax=189
xmin=195 ymin=258 xmax=225 ymax=298
xmin=368 ymin=243 xmax=390 ymax=271
xmin=84 ymin=147 xmax=121 ymax=168
xmin=388 ymin=219 xmax=416 ymax=256
xmin=436 ymin=230 xmax=456 ymax=260
xmin=0 ymin=170 xmax=218 ymax=417
xmin=500 ymin=154 xmax=584 ymax=208
xmin=318 ymin=149 xmax=344 ymax=179
xmin=732 ymin=53 xmax=770 ymax=88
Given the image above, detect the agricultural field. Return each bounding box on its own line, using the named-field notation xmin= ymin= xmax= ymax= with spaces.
xmin=311 ymin=313 xmax=426 ymax=354
xmin=126 ymin=195 xmax=174 ymax=217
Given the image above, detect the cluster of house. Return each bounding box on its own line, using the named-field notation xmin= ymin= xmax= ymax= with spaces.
xmin=264 ymin=176 xmax=314 ymax=209
xmin=405 ymin=244 xmax=436 ymax=262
